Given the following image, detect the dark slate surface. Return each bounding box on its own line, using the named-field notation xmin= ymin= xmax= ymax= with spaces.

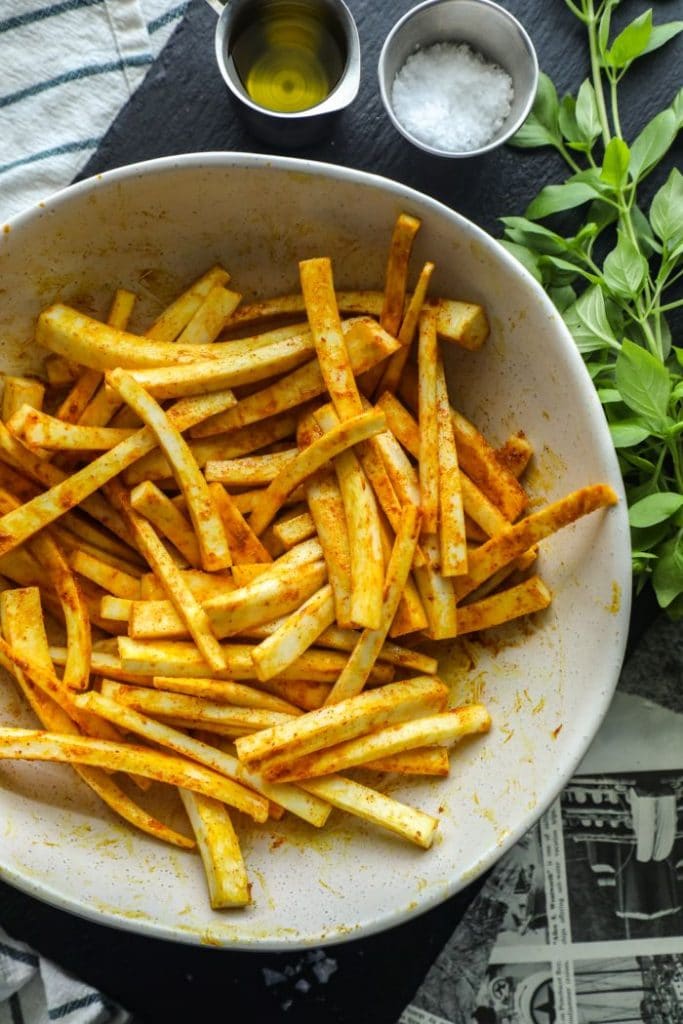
xmin=2 ymin=1 xmax=681 ymax=1022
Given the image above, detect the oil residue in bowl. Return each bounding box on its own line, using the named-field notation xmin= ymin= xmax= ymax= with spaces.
xmin=231 ymin=1 xmax=346 ymax=113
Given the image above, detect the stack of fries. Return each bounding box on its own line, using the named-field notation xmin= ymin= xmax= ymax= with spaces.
xmin=0 ymin=213 xmax=618 ymax=910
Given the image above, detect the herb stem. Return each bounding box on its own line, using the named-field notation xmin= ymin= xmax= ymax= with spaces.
xmin=586 ymin=0 xmax=611 ymax=146
xmin=609 ymin=74 xmax=623 ymax=139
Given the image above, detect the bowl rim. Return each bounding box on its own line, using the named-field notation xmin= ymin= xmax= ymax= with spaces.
xmin=377 ymin=0 xmax=540 ymax=158
xmin=0 ymin=151 xmax=631 ymax=948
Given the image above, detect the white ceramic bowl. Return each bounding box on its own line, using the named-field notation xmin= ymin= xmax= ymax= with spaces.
xmin=0 ymin=153 xmax=631 ymax=949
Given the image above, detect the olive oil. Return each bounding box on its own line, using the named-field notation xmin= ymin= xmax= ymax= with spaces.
xmin=230 ymin=1 xmax=346 ymax=114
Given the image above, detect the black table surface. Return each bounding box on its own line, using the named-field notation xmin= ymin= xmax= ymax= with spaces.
xmin=3 ymin=1 xmax=682 ymax=1021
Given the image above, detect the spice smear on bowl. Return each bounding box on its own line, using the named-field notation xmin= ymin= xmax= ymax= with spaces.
xmin=391 ymin=41 xmax=514 ymax=153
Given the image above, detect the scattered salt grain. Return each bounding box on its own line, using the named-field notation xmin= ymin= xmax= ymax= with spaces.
xmin=391 ymin=41 xmax=514 ymax=153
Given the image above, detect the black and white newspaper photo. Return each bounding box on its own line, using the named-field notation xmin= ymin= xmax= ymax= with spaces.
xmin=400 ymin=649 xmax=683 ymax=1024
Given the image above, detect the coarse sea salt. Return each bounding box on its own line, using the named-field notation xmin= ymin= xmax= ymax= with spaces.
xmin=391 ymin=41 xmax=514 ymax=153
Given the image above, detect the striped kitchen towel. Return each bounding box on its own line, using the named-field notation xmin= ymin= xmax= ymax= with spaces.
xmin=0 ymin=0 xmax=189 ymax=224
xmin=0 ymin=925 xmax=130 ymax=1024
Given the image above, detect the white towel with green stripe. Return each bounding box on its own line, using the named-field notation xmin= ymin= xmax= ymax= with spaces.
xmin=0 ymin=925 xmax=130 ymax=1024
xmin=0 ymin=0 xmax=189 ymax=224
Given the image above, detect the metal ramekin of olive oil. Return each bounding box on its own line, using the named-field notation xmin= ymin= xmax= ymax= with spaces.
xmin=211 ymin=0 xmax=361 ymax=146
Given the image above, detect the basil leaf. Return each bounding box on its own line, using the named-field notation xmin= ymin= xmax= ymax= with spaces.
xmin=630 ymin=205 xmax=661 ymax=256
xmin=606 ymin=10 xmax=652 ymax=68
xmin=650 ymin=167 xmax=683 ymax=246
xmin=629 ymin=108 xmax=677 ymax=181
xmin=598 ymin=0 xmax=617 ymax=55
xmin=629 ymin=492 xmax=683 ymax=527
xmin=499 ymin=240 xmax=543 ymax=282
xmin=509 ymin=116 xmax=558 ymax=149
xmin=602 ymin=231 xmax=648 ymax=297
xmin=615 ymin=339 xmax=671 ymax=430
xmin=653 ymin=540 xmax=683 ymax=607
xmin=500 ymin=217 xmax=570 ymax=256
xmin=564 ymin=285 xmax=618 ymax=352
xmin=534 ymin=72 xmax=560 ymax=132
xmin=597 ymin=388 xmax=622 ymax=404
xmin=601 ymin=138 xmax=630 ymax=188
xmin=526 ymin=181 xmax=600 ymax=219
xmin=642 ymin=21 xmax=683 ymax=55
xmin=631 ymin=522 xmax=671 ymax=553
xmin=548 ymin=285 xmax=577 ymax=312
xmin=674 ymin=86 xmax=683 ymax=130
xmin=609 ymin=420 xmax=651 ymax=447
xmin=559 ymin=95 xmax=582 ymax=144
xmin=575 ymin=80 xmax=602 ymax=142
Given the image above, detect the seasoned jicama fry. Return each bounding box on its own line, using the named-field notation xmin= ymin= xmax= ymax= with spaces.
xmin=400 ymin=362 xmax=528 ymax=521
xmin=376 ymin=391 xmax=508 ymax=537
xmin=0 ymin=488 xmax=92 ymax=692
xmin=105 ymin=480 xmax=228 ymax=672
xmin=435 ymin=353 xmax=467 ymax=576
xmin=122 ymin=329 xmax=318 ymax=399
xmin=1 ymin=588 xmax=194 ymax=849
xmin=235 ymin=675 xmax=447 ymax=766
xmin=97 ymin=681 xmax=295 ymax=731
xmin=325 ymin=504 xmax=422 ymax=704
xmin=130 ymin=480 xmax=202 ymax=568
xmin=359 ymin=213 xmax=422 ymax=395
xmin=300 ymin=257 xmax=363 ymax=420
xmin=8 ymin=405 xmax=135 ymax=451
xmin=204 ymin=449 xmax=298 ymax=487
xmin=298 ymin=775 xmax=439 ymax=849
xmin=190 ymin=319 xmax=400 ymax=438
xmin=251 ymin=584 xmax=336 ymax=682
xmin=418 ymin=309 xmax=440 ymax=534
xmin=55 ymin=289 xmax=135 ymax=427
xmin=2 ymin=377 xmax=45 ymax=422
xmin=456 ymin=576 xmax=552 ymax=633
xmin=376 ymin=260 xmax=435 ymax=395
xmin=452 ymin=484 xmax=619 ymax=602
xmin=175 ymin=285 xmax=241 ymax=346
xmin=413 ymin=534 xmax=458 ymax=640
xmin=44 ymin=355 xmax=78 ymax=387
xmin=272 ymin=510 xmax=316 ymax=549
xmin=375 ymin=508 xmax=428 ymax=637
xmin=201 ymin=734 xmax=331 ymax=827
xmin=116 ymin=636 xmax=394 ymax=685
xmin=0 ymin=723 xmax=270 ymax=822
xmin=225 ymin=289 xmax=487 ymax=350
xmin=145 ymin=266 xmax=231 ymax=342
xmin=381 ymin=213 xmax=422 ymax=336
xmin=129 ymin=560 xmax=327 ymax=640
xmin=179 ymin=790 xmax=250 ymax=908
xmin=263 ymin=704 xmax=491 ymax=782
xmin=139 ymin=569 xmax=235 ymax=601
xmin=107 ymin=370 xmax=231 ymax=571
xmin=364 ymin=747 xmax=450 ymax=776
xmin=150 ymin=675 xmax=301 ymax=715
xmin=70 ymin=549 xmax=141 ymax=599
xmin=207 ymin=482 xmax=272 ymax=564
xmin=124 ymin=409 xmax=300 ymax=487
xmin=496 ymin=432 xmax=534 ymax=479
xmin=0 ymin=389 xmax=238 ymax=557
xmin=247 ymin=409 xmax=386 ymax=537
xmin=314 ymin=404 xmax=384 ymax=631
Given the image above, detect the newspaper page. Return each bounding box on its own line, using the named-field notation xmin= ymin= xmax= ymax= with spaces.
xmin=400 ymin=690 xmax=683 ymax=1024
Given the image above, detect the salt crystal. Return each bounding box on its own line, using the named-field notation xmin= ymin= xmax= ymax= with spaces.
xmin=391 ymin=41 xmax=514 ymax=153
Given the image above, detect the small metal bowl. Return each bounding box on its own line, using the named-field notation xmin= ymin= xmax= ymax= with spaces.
xmin=214 ymin=0 xmax=361 ymax=148
xmin=378 ymin=0 xmax=538 ymax=158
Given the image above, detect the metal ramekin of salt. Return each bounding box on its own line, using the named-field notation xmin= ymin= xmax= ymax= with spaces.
xmin=378 ymin=0 xmax=538 ymax=158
